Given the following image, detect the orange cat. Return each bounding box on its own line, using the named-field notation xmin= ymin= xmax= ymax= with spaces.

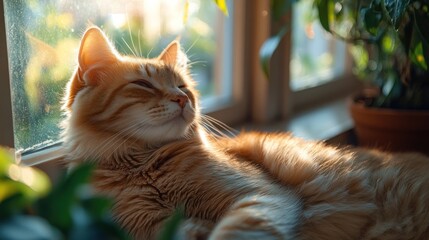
xmin=62 ymin=27 xmax=429 ymax=239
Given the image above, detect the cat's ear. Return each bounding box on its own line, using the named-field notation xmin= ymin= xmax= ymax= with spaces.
xmin=158 ymin=41 xmax=188 ymax=69
xmin=78 ymin=27 xmax=119 ymax=74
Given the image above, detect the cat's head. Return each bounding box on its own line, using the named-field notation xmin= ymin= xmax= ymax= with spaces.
xmin=63 ymin=27 xmax=199 ymax=146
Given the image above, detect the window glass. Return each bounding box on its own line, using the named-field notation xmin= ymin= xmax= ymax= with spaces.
xmin=290 ymin=0 xmax=346 ymax=91
xmin=4 ymin=0 xmax=230 ymax=151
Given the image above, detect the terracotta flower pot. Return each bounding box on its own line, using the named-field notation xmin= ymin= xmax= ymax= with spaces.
xmin=349 ymin=100 xmax=429 ymax=155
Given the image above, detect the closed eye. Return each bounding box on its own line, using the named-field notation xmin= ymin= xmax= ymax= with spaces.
xmin=178 ymin=84 xmax=187 ymax=89
xmin=132 ymin=80 xmax=155 ymax=89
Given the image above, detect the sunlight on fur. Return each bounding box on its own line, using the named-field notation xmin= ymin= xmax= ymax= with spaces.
xmin=62 ymin=26 xmax=429 ymax=239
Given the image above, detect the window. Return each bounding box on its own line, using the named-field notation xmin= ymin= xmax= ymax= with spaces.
xmin=1 ymin=0 xmax=355 ymax=166
xmin=290 ymin=0 xmax=346 ymax=91
xmin=243 ymin=0 xmax=356 ymax=121
xmin=2 ymin=0 xmax=241 ymax=156
xmin=287 ymin=0 xmax=357 ymax=111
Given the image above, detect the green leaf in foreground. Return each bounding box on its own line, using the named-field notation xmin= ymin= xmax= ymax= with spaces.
xmin=0 ymin=148 xmax=50 ymax=217
xmin=81 ymin=197 xmax=113 ymax=220
xmin=36 ymin=163 xmax=95 ymax=231
xmin=157 ymin=206 xmax=185 ymax=240
xmin=0 ymin=215 xmax=61 ymax=240
xmin=259 ymin=27 xmax=288 ymax=79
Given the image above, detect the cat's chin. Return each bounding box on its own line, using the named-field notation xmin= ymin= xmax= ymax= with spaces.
xmin=171 ymin=113 xmax=193 ymax=126
xmin=139 ymin=117 xmax=194 ymax=145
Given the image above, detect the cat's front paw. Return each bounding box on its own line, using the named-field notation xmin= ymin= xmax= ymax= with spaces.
xmin=174 ymin=218 xmax=214 ymax=240
xmin=208 ymin=212 xmax=287 ymax=240
xmin=208 ymin=194 xmax=301 ymax=240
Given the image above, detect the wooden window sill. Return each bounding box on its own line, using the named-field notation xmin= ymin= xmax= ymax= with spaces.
xmin=237 ymin=97 xmax=355 ymax=146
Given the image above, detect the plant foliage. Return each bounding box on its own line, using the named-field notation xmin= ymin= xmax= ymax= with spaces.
xmin=213 ymin=0 xmax=229 ymax=16
xmin=0 ymin=148 xmax=129 ymax=240
xmin=214 ymin=0 xmax=429 ymax=109
xmin=313 ymin=0 xmax=429 ymax=109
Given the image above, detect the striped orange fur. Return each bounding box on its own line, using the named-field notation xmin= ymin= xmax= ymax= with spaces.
xmin=62 ymin=27 xmax=429 ymax=239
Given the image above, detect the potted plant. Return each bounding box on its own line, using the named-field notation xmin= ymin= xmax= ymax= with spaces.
xmin=310 ymin=0 xmax=429 ymax=154
xmin=248 ymin=0 xmax=429 ymax=154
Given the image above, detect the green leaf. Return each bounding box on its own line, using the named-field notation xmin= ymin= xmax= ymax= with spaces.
xmin=383 ymin=0 xmax=410 ymax=29
xmin=213 ymin=0 xmax=229 ymax=16
xmin=0 ymin=148 xmax=14 ymax=175
xmin=0 ymin=148 xmax=50 ymax=200
xmin=0 ymin=180 xmax=32 ymax=203
xmin=259 ymin=27 xmax=288 ymax=79
xmin=71 ymin=196 xmax=127 ymax=239
xmin=271 ymin=0 xmax=292 ymax=21
xmin=183 ymin=0 xmax=189 ymax=23
xmin=316 ymin=0 xmax=334 ymax=33
xmin=0 ymin=192 xmax=31 ymax=219
xmin=36 ymin=163 xmax=95 ymax=231
xmin=409 ymin=15 xmax=429 ymax=71
xmin=382 ymin=33 xmax=396 ymax=54
xmin=81 ymin=197 xmax=113 ymax=220
xmin=94 ymin=217 xmax=130 ymax=240
xmin=157 ymin=206 xmax=185 ymax=240
xmin=69 ymin=221 xmax=128 ymax=240
xmin=0 ymin=215 xmax=61 ymax=240
xmin=410 ymin=42 xmax=428 ymax=71
xmin=362 ymin=7 xmax=383 ymax=35
xmin=59 ymin=163 xmax=95 ymax=194
xmin=411 ymin=10 xmax=429 ymax=70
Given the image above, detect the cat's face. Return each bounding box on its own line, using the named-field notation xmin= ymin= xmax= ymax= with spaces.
xmin=64 ymin=27 xmax=199 ymax=144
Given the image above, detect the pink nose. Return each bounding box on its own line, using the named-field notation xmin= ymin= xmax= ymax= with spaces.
xmin=171 ymin=95 xmax=188 ymax=108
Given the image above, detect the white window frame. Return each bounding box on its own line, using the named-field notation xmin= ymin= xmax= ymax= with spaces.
xmin=0 ymin=0 xmax=247 ymax=166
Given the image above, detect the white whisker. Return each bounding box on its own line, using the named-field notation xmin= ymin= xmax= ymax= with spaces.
xmin=126 ymin=14 xmax=139 ymax=57
xmin=122 ymin=37 xmax=138 ymax=57
xmin=185 ymin=37 xmax=200 ymax=54
xmin=200 ymin=114 xmax=238 ymax=138
xmin=203 ymin=115 xmax=238 ymax=135
xmin=138 ymin=29 xmax=142 ymax=58
xmin=200 ymin=121 xmax=228 ymax=139
xmin=147 ymin=47 xmax=155 ymax=58
xmin=187 ymin=60 xmax=207 ymax=68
